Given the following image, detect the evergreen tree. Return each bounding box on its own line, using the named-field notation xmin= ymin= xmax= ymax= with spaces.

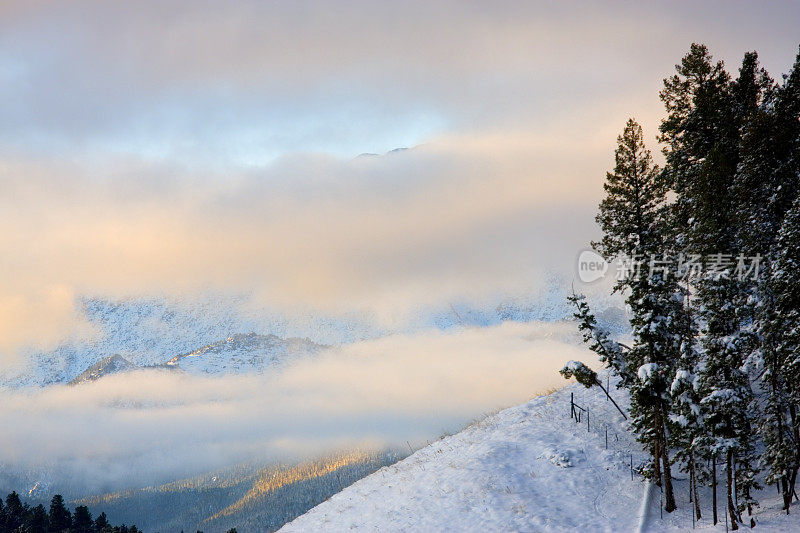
xmin=772 ymin=195 xmax=800 ymax=510
xmin=4 ymin=491 xmax=25 ymax=531
xmin=25 ymin=503 xmax=49 ymax=533
xmin=668 ymin=318 xmax=705 ymax=521
xmin=660 ymin=44 xmax=761 ymax=528
xmin=577 ymin=118 xmax=682 ymax=511
xmin=570 ymin=39 xmax=800 ymax=529
xmin=48 ymin=495 xmax=72 ymax=533
xmin=774 ymin=45 xmax=800 ymax=510
xmin=735 ymin=47 xmax=800 ymax=514
xmin=95 ymin=511 xmax=112 ymax=532
xmin=72 ymin=505 xmax=94 ymax=533
xmin=567 ymin=292 xmax=630 ymax=381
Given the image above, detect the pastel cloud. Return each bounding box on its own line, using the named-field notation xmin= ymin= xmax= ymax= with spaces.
xmin=0 ymin=1 xmax=798 ymax=359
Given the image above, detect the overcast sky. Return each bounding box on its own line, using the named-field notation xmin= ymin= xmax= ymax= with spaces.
xmin=1 ymin=1 xmax=799 ymax=359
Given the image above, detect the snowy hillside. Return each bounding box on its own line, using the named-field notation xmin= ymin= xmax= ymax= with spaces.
xmin=64 ymin=333 xmax=324 ymax=383
xmin=0 ymin=297 xmax=335 ymax=387
xmin=69 ymin=354 xmax=135 ymax=385
xmin=162 ymin=333 xmax=325 ymax=375
xmin=281 ymin=375 xmax=800 ymax=532
xmin=0 ymin=286 xmax=624 ymax=388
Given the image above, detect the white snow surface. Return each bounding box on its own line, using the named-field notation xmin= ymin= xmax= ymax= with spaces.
xmin=281 ymin=374 xmax=800 ymax=532
xmin=638 ymin=362 xmax=659 ymax=382
xmin=163 ymin=332 xmax=324 ymax=374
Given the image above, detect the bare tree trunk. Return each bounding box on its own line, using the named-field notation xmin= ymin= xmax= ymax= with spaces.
xmin=594 ymin=378 xmax=628 ymax=420
xmin=727 ymin=451 xmax=739 ymax=530
xmin=655 ymin=402 xmax=676 ymax=512
xmin=691 ymin=456 xmax=702 ymax=519
xmin=653 ymin=442 xmax=662 ymax=487
xmin=713 ymin=455 xmax=719 ymax=525
xmin=771 ymin=371 xmax=793 ymax=513
xmin=661 ymin=429 xmax=677 ymax=512
xmin=645 ymin=341 xmax=660 ymax=487
xmin=790 ymin=404 xmax=800 ymax=509
xmin=782 ymin=477 xmax=791 ymax=514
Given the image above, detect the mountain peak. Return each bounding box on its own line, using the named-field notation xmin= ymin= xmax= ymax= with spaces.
xmin=69 ymin=354 xmax=135 ymax=385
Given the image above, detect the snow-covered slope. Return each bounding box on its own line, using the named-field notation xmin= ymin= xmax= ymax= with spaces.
xmin=0 ymin=296 xmax=336 ymax=387
xmin=280 ymin=376 xmax=800 ymax=532
xmin=69 ymin=354 xmax=135 ymax=385
xmin=162 ymin=332 xmax=324 ymax=375
xmin=0 ymin=284 xmax=625 ymax=388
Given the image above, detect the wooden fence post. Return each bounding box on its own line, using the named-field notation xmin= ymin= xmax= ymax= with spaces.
xmin=570 ymin=393 xmax=574 ymax=419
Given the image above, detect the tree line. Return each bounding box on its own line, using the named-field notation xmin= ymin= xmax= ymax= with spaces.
xmin=569 ymin=42 xmax=800 ymax=530
xmin=0 ymin=492 xmax=139 ymax=533
xmin=0 ymin=491 xmax=244 ymax=533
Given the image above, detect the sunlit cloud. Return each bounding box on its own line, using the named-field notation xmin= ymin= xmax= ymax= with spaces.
xmin=0 ymin=0 xmax=798 ymax=361
xmin=0 ymin=140 xmax=603 ymax=361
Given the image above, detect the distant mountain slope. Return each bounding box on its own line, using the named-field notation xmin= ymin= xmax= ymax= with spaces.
xmin=1 ymin=328 xmax=326 ymax=388
xmin=75 ymin=451 xmax=401 ymax=533
xmin=69 ymin=354 xmax=135 ymax=385
xmin=0 ymin=287 xmax=626 ymax=388
xmin=162 ymin=332 xmax=325 ymax=375
xmin=280 ymin=376 xmax=800 ymax=532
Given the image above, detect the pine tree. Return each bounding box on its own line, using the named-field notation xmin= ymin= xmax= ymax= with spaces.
xmin=772 ymin=195 xmax=800 ymax=510
xmin=576 ymin=118 xmax=682 ymax=511
xmin=659 ymin=43 xmax=762 ymax=528
xmin=735 ymin=47 xmax=800 ymax=515
xmin=95 ymin=511 xmax=112 ymax=532
xmin=25 ymin=503 xmax=49 ymax=533
xmin=669 ymin=316 xmax=705 ymax=521
xmin=560 ymin=360 xmax=628 ymax=419
xmin=774 ymin=45 xmax=800 ymax=509
xmin=770 ymin=46 xmax=800 ymax=221
xmin=72 ymin=504 xmax=93 ymax=533
xmin=4 ymin=491 xmax=25 ymax=531
xmin=48 ymin=494 xmax=72 ymax=533
xmin=571 ymin=40 xmax=800 ymax=529
xmin=567 ymin=293 xmax=630 ymax=381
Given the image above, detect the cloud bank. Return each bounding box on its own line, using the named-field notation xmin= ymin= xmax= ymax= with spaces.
xmin=0 ymin=321 xmax=592 ymax=493
xmin=0 ymin=144 xmax=598 ymax=361
xmin=0 ymin=0 xmax=798 ymax=360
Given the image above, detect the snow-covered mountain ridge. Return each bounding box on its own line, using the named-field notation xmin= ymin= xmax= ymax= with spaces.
xmin=62 ymin=333 xmax=324 ymax=386
xmin=281 ymin=375 xmax=800 ymax=532
xmin=68 ymin=354 xmax=136 ymax=385
xmin=0 ymin=286 xmax=627 ymax=388
xmin=162 ymin=332 xmax=325 ymax=375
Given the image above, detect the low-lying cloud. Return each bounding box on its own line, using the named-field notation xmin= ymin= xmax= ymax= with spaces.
xmin=0 ymin=321 xmax=592 ymax=494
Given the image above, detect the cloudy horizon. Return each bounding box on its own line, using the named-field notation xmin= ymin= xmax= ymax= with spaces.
xmin=2 ymin=1 xmax=799 ymax=361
